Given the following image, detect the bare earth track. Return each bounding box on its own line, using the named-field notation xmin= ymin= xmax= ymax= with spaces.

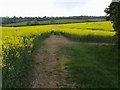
xmin=28 ymin=35 xmax=112 ymax=88
xmin=28 ymin=35 xmax=77 ymax=88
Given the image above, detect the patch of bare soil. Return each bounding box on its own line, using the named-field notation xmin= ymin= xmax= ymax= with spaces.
xmin=28 ymin=35 xmax=113 ymax=88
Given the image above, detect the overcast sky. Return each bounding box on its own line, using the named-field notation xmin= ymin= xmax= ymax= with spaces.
xmin=0 ymin=0 xmax=112 ymax=17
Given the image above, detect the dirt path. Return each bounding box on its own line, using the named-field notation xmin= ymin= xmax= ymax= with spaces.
xmin=28 ymin=35 xmax=78 ymax=88
xmin=28 ymin=35 xmax=113 ymax=88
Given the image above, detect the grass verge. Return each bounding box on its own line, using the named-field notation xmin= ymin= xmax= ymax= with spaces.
xmin=59 ymin=44 xmax=118 ymax=88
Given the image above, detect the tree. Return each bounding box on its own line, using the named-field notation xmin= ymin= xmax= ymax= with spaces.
xmin=105 ymin=1 xmax=120 ymax=46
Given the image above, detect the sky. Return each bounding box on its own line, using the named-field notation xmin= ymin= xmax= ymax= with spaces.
xmin=0 ymin=0 xmax=112 ymax=17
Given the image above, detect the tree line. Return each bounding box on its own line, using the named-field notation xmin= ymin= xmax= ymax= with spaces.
xmin=2 ymin=16 xmax=106 ymax=24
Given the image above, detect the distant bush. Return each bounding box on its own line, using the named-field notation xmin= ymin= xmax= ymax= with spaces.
xmin=33 ymin=19 xmax=39 ymax=25
xmin=26 ymin=21 xmax=32 ymax=26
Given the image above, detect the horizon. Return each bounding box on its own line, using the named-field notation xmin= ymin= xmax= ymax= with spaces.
xmin=0 ymin=15 xmax=106 ymax=18
xmin=1 ymin=0 xmax=112 ymax=17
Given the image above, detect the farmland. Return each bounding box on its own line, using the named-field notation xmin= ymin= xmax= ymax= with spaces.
xmin=2 ymin=21 xmax=115 ymax=51
xmin=1 ymin=21 xmax=118 ymax=88
xmin=2 ymin=16 xmax=106 ymax=27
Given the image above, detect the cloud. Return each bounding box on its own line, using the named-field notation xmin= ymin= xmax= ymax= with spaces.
xmin=0 ymin=0 xmax=112 ymax=17
xmin=53 ymin=0 xmax=87 ymax=10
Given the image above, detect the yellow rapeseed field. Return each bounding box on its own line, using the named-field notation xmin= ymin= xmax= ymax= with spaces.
xmin=1 ymin=21 xmax=115 ymax=67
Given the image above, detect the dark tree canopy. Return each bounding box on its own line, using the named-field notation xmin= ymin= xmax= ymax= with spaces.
xmin=105 ymin=2 xmax=120 ymax=31
xmin=105 ymin=1 xmax=120 ymax=45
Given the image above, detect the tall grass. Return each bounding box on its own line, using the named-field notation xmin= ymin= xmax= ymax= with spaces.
xmin=61 ymin=32 xmax=115 ymax=43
